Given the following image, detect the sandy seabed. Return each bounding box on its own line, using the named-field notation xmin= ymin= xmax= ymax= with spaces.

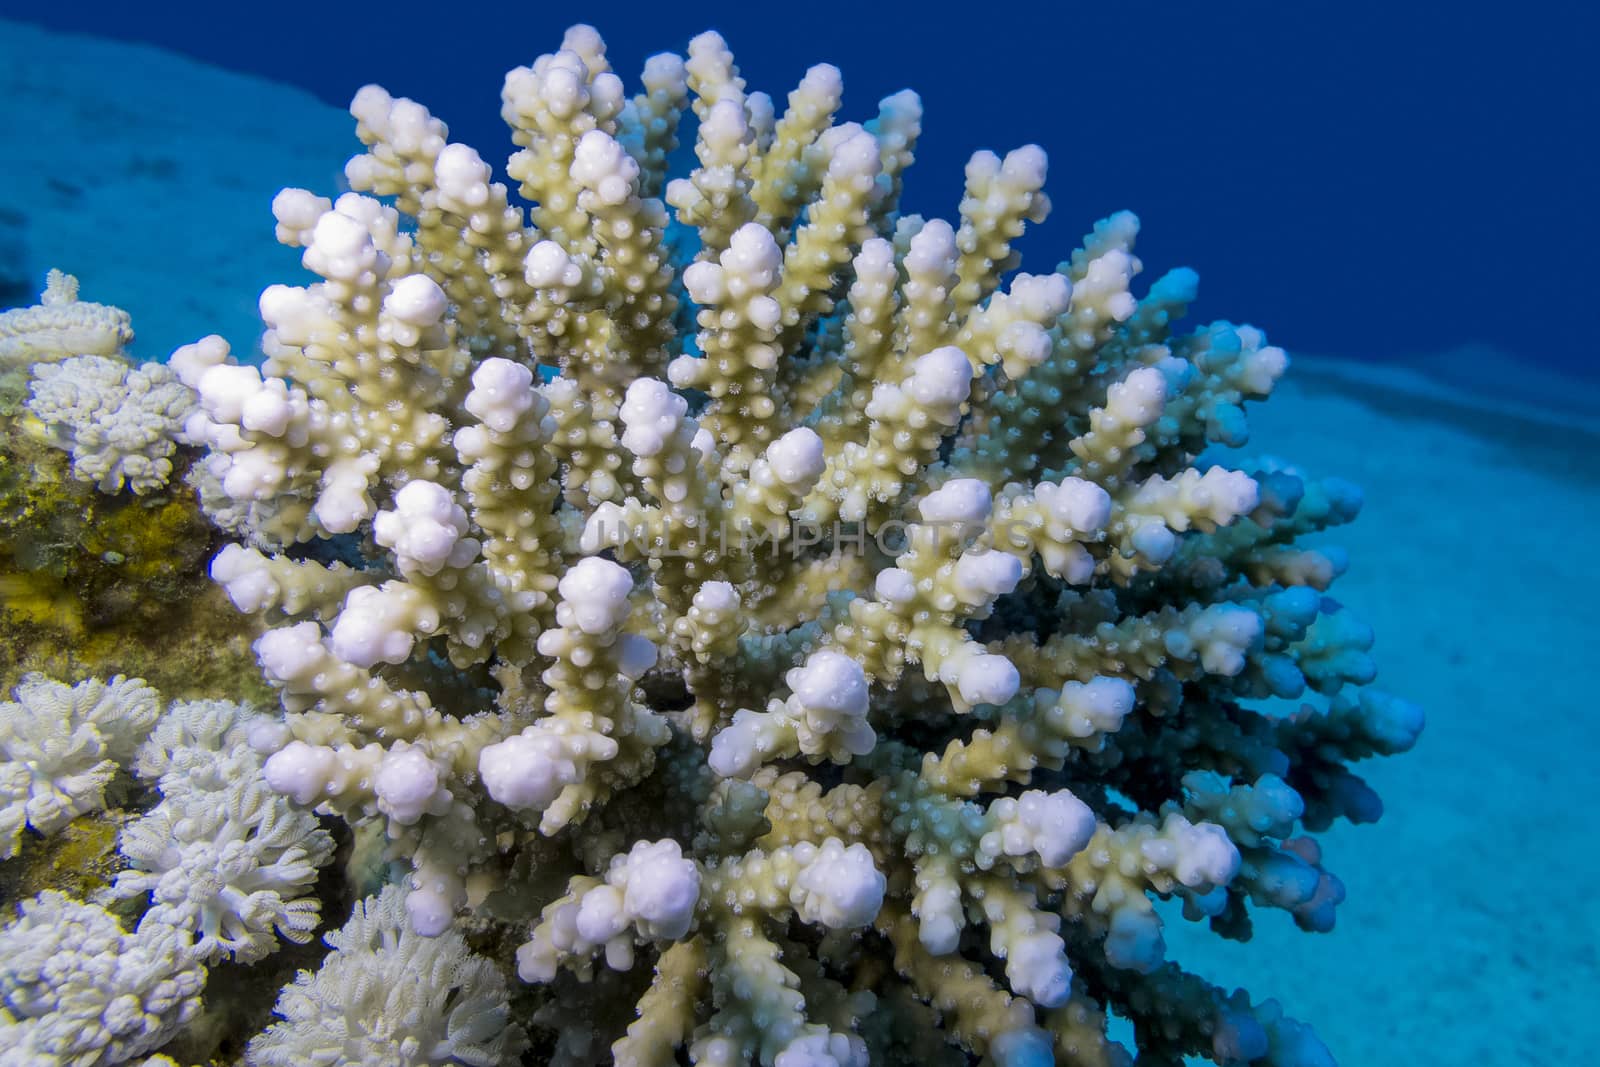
xmin=1163 ymin=364 xmax=1598 ymax=1065
xmin=3 ymin=16 xmax=1594 ymax=1065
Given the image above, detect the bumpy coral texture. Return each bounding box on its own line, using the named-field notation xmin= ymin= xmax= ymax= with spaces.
xmin=184 ymin=24 xmax=1421 ymax=1065
xmin=26 ymin=354 xmax=197 ymax=496
xmin=0 ymin=270 xmax=132 ymax=370
xmin=0 ymin=680 xmax=337 ymax=1066
xmin=0 ymin=891 xmax=203 ymax=1067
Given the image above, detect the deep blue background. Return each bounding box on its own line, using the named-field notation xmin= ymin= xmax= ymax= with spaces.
xmin=5 ymin=1 xmax=1592 ymax=382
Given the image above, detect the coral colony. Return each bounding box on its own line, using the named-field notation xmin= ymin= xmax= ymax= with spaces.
xmin=0 ymin=24 xmax=1421 ymax=1067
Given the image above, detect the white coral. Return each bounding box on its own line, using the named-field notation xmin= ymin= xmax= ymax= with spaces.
xmin=111 ymin=699 xmax=335 ymax=965
xmin=158 ymin=23 xmax=1395 ymax=1067
xmin=979 ymin=788 xmax=1097 ymax=869
xmin=792 ymin=839 xmax=886 ymax=929
xmin=0 ymin=892 xmax=204 ymax=1067
xmin=133 ymin=696 xmax=257 ymax=782
xmin=707 ymin=650 xmax=877 ymax=778
xmin=519 ymin=839 xmax=702 ymax=982
xmin=0 ymin=271 xmax=133 ymax=369
xmin=246 ymin=885 xmax=527 ymax=1067
xmin=0 ymin=674 xmax=161 ymax=859
xmin=26 ymin=355 xmax=198 ymax=495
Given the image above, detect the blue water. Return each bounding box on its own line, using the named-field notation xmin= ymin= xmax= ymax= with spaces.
xmin=5 ymin=0 xmax=1593 ymax=389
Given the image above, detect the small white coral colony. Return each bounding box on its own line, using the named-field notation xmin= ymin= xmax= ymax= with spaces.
xmin=1 ymin=272 xmax=198 ymax=497
xmin=144 ymin=21 xmax=1416 ymax=1066
xmin=26 ymin=355 xmax=198 ymax=495
xmin=0 ymin=890 xmax=203 ymax=1067
xmin=110 ymin=699 xmax=335 ymax=964
xmin=0 ymin=682 xmax=336 ymax=1066
xmin=0 ymin=270 xmax=132 ymax=369
xmin=246 ymin=885 xmax=526 ymax=1067
xmin=0 ymin=674 xmax=160 ymax=859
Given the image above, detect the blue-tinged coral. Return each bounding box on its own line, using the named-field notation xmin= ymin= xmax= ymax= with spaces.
xmin=0 ymin=20 xmax=1428 ymax=1067
xmin=245 ymin=884 xmax=526 ymax=1067
xmin=0 ymin=891 xmax=203 ymax=1066
xmin=109 ymin=698 xmax=334 ymax=964
xmin=152 ymin=21 xmax=1429 ymax=1063
xmin=0 ymin=674 xmax=160 ymax=859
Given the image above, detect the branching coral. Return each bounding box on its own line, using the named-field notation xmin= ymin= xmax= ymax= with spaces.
xmin=0 ymin=680 xmax=337 ymax=1066
xmin=174 ymin=23 xmax=1423 ymax=1065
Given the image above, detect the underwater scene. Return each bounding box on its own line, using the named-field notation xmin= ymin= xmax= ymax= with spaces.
xmin=0 ymin=3 xmax=1592 ymax=1065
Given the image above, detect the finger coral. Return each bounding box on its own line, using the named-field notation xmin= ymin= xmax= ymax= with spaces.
xmin=173 ymin=22 xmax=1422 ymax=1064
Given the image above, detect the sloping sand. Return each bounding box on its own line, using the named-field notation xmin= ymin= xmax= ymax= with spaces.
xmin=0 ymin=17 xmax=352 ymax=360
xmin=1164 ymin=363 xmax=1597 ymax=1064
xmin=4 ymin=16 xmax=1593 ymax=1065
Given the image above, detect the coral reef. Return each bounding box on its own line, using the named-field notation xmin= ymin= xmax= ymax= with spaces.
xmin=0 ymin=277 xmax=265 ymax=700
xmin=1 ymin=22 xmax=1423 ymax=1067
xmin=0 ymin=270 xmax=131 ymax=370
xmin=0 ymin=890 xmax=204 ymax=1066
xmin=27 ymin=354 xmax=198 ymax=496
xmin=0 ymin=679 xmax=337 ymax=1065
